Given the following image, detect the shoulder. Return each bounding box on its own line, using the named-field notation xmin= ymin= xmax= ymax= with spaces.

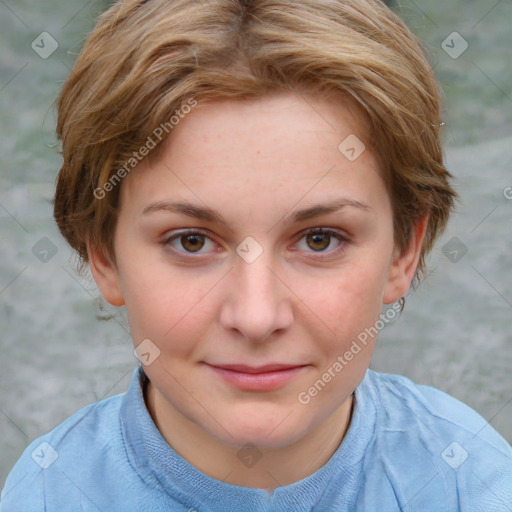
xmin=359 ymin=370 xmax=512 ymax=510
xmin=0 ymin=392 xmax=126 ymax=511
xmin=365 ymin=369 xmax=510 ymax=448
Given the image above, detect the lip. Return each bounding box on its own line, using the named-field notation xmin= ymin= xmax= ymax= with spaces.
xmin=204 ymin=363 xmax=310 ymax=391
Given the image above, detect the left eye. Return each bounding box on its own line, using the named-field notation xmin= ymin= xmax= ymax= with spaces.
xmin=295 ymin=228 xmax=347 ymax=255
xmin=162 ymin=228 xmax=348 ymax=256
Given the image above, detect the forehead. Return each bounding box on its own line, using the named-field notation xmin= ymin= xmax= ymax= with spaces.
xmin=176 ymin=91 xmax=371 ymax=158
xmin=119 ymin=91 xmax=386 ymax=222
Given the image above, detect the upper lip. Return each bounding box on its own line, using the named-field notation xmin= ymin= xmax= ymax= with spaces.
xmin=206 ymin=363 xmax=308 ymax=374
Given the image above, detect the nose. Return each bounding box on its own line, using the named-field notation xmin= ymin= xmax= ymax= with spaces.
xmin=219 ymin=248 xmax=294 ymax=343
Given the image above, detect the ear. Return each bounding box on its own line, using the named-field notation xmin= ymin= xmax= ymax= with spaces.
xmin=383 ymin=215 xmax=428 ymax=304
xmin=87 ymin=240 xmax=125 ymax=307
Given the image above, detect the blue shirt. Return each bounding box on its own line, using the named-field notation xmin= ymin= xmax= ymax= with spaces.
xmin=1 ymin=366 xmax=511 ymax=511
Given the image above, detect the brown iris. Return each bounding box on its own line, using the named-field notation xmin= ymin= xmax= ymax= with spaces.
xmin=180 ymin=234 xmax=205 ymax=253
xmin=306 ymin=232 xmax=330 ymax=252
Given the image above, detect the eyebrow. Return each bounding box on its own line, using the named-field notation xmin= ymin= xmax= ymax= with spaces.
xmin=141 ymin=198 xmax=371 ymax=229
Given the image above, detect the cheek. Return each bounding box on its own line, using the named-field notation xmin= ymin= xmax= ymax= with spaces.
xmin=304 ymin=266 xmax=387 ymax=404
xmin=311 ymin=257 xmax=390 ymax=341
xmin=119 ymin=260 xmax=215 ymax=353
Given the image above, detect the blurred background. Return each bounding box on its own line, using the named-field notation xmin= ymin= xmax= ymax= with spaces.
xmin=1 ymin=0 xmax=511 ymax=486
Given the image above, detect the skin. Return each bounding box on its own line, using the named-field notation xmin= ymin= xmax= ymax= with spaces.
xmin=88 ymin=91 xmax=427 ymax=490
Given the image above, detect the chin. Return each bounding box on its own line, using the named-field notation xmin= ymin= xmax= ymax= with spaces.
xmin=210 ymin=410 xmax=309 ymax=450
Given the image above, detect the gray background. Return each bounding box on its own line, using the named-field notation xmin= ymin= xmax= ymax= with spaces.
xmin=1 ymin=0 xmax=511 ymax=487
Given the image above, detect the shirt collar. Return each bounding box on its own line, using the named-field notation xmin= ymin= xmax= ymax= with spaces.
xmin=120 ymin=365 xmax=376 ymax=511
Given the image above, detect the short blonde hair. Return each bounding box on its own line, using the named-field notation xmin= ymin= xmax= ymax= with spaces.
xmin=54 ymin=0 xmax=457 ymax=283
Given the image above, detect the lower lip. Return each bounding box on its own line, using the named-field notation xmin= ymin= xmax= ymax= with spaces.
xmin=206 ymin=365 xmax=309 ymax=391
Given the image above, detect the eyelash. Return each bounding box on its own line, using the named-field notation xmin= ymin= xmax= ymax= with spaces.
xmin=161 ymin=227 xmax=350 ymax=259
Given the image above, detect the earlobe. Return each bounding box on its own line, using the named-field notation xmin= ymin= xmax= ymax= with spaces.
xmin=383 ymin=215 xmax=428 ymax=304
xmin=87 ymin=241 xmax=125 ymax=307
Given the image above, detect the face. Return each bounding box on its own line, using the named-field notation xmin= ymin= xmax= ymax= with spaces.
xmin=90 ymin=91 xmax=423 ymax=450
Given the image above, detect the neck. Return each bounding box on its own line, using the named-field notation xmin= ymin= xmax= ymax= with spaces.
xmin=144 ymin=381 xmax=354 ymax=490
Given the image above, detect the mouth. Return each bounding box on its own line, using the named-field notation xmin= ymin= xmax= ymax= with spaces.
xmin=204 ymin=363 xmax=310 ymax=391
